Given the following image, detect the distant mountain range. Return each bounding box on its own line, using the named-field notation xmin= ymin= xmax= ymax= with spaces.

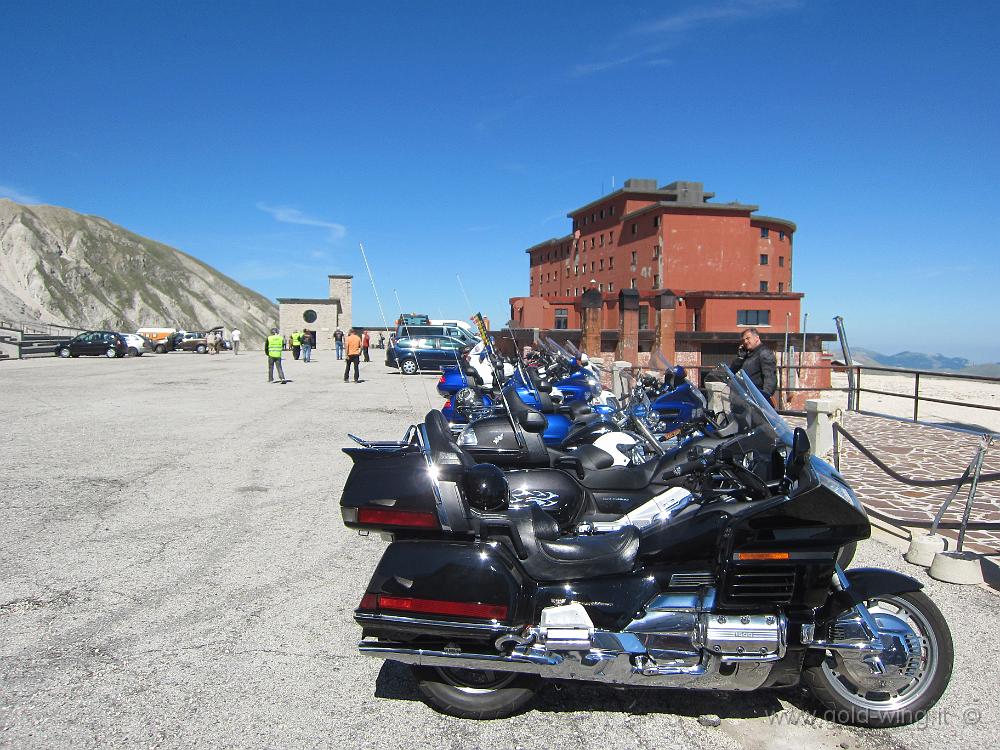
xmin=0 ymin=199 xmax=277 ymax=341
xmin=846 ymin=347 xmax=1000 ymax=378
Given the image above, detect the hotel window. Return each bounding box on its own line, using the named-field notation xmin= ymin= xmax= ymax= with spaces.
xmin=592 ymin=213 xmax=596 ymax=222
xmin=778 ymin=282 xmax=784 ymax=292
xmin=778 ymin=256 xmax=785 ymax=267
xmin=631 ymin=222 xmax=638 ymax=235
xmin=779 ymin=231 xmax=786 ymax=241
xmin=600 ymin=208 xmax=605 ymax=219
xmin=591 ymin=261 xmax=595 ymax=272
xmin=609 ymin=257 xmax=615 ymax=269
xmin=631 ymin=250 xmax=637 ymax=265
xmin=575 ymin=287 xmax=580 ymax=296
xmin=599 ymin=259 xmax=604 ymax=270
xmin=566 ymin=288 xmax=570 ymax=295
xmin=631 ymin=278 xmax=637 ymax=289
xmin=599 ymin=283 xmax=604 ymax=291
xmin=574 ymin=265 xmax=579 ymax=275
xmin=760 ymin=254 xmax=768 ymax=265
xmin=609 ymin=230 xmax=614 ymax=242
xmin=600 ymin=234 xmax=605 ymax=247
xmin=653 ymin=216 xmax=660 ymax=228
xmin=760 ymin=227 xmax=769 ymax=239
xmin=653 ymin=245 xmax=660 ymax=259
xmin=591 ymin=237 xmax=595 ymax=248
xmin=760 ymin=281 xmax=769 ymax=292
xmin=609 ymin=282 xmax=614 ymax=292
xmin=639 ymin=305 xmax=649 ymax=329
xmin=738 ymin=309 xmax=770 ymax=326
xmin=653 ymin=274 xmax=660 ymax=289
xmin=610 ymin=204 xmax=615 ymax=215
xmin=554 ymin=309 xmax=569 ymax=329
xmin=583 ymin=216 xmax=588 ymax=225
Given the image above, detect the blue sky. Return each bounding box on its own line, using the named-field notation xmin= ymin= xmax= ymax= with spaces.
xmin=3 ymin=0 xmax=999 ymax=361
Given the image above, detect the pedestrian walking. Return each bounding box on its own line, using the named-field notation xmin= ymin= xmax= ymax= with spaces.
xmin=206 ymin=331 xmax=217 ymax=354
xmin=344 ymin=328 xmax=362 ymax=383
xmin=302 ymin=330 xmax=313 ymax=363
xmin=291 ymin=330 xmax=302 ymax=360
xmin=378 ymin=332 xmax=385 ymax=349
xmin=361 ymin=330 xmax=370 ymax=362
xmin=213 ymin=330 xmax=223 ymax=354
xmin=231 ymin=327 xmax=241 ymax=355
xmin=334 ymin=327 xmax=344 ymax=360
xmin=265 ymin=328 xmax=287 ymax=383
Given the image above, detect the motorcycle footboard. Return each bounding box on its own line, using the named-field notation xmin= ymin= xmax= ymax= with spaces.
xmin=354 ymin=539 xmax=529 ymax=643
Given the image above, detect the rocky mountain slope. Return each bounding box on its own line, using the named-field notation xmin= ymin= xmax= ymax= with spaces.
xmin=0 ymin=199 xmax=276 ymax=340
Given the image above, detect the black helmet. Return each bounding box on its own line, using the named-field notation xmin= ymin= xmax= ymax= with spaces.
xmin=463 ymin=464 xmax=509 ymax=513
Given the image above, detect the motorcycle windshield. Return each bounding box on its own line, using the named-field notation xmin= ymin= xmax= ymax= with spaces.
xmin=717 ymin=365 xmax=794 ymax=447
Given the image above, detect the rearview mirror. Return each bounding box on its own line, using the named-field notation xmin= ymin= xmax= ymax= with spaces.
xmin=788 ymin=427 xmax=811 ymax=479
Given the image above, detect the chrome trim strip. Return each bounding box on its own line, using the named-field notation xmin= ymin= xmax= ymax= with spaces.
xmin=356 ymin=612 xmax=518 ymax=634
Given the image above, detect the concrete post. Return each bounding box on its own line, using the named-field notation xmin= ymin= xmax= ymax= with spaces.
xmin=705 ymin=381 xmax=731 ymax=417
xmin=806 ymin=398 xmax=836 ymax=460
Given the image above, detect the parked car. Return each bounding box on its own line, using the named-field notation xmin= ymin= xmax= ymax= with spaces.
xmin=394 ymin=324 xmax=480 ymax=348
xmin=174 ymin=331 xmax=210 ymax=353
xmin=136 ymin=327 xmax=177 ymax=353
xmin=119 ymin=333 xmax=150 ymax=357
xmin=55 ymin=331 xmax=129 ymax=359
xmin=386 ymin=336 xmax=470 ymax=374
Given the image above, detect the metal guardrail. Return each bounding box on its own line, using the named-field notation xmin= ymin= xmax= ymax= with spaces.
xmin=832 ymin=423 xmax=998 ymax=549
xmin=0 ymin=318 xmax=88 ymax=337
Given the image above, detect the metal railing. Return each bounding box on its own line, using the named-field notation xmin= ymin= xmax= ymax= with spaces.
xmin=0 ymin=318 xmax=88 ymax=337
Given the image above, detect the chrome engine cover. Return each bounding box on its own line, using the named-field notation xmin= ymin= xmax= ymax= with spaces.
xmin=704 ymin=613 xmax=785 ymax=659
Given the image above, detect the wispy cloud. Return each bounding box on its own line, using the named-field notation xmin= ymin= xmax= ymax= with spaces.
xmin=574 ymin=0 xmax=799 ymax=76
xmin=256 ymin=202 xmax=347 ymax=242
xmin=0 ymin=184 xmax=41 ymax=204
xmin=633 ymin=0 xmax=798 ymax=34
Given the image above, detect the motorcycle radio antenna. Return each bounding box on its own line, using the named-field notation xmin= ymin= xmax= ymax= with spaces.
xmin=392 ymin=287 xmax=435 ymax=410
xmin=358 ymin=242 xmax=414 ymax=409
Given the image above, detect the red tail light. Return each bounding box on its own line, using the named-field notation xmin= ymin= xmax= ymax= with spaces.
xmin=439 ymin=375 xmax=446 ymax=384
xmin=443 ymin=399 xmax=451 ymax=409
xmin=376 ymin=595 xmax=508 ymax=621
xmin=359 ymin=593 xmax=377 ymax=610
xmin=356 ymin=508 xmax=440 ymax=529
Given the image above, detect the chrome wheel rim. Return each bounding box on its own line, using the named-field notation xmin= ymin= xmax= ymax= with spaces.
xmin=435 ymin=667 xmax=517 ymax=694
xmin=59 ymin=348 xmax=70 ymax=358
xmin=402 ymin=361 xmax=417 ymax=374
xmin=822 ymin=595 xmax=937 ymax=712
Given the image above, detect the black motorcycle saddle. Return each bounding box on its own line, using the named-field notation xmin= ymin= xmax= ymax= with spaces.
xmin=505 ymin=505 xmax=639 ymax=582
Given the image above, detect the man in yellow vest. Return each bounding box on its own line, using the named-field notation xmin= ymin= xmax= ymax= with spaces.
xmin=290 ymin=330 xmax=303 ymax=360
xmin=265 ymin=328 xmax=287 ymax=384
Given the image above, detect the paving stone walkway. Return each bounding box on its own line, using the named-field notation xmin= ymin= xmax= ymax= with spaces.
xmin=827 ymin=413 xmax=1000 ymax=554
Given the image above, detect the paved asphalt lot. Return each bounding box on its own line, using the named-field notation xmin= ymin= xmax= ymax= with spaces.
xmin=1 ymin=351 xmax=997 ymax=750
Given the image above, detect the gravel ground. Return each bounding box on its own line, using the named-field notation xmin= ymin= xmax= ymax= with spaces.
xmin=1 ymin=351 xmax=996 ymax=749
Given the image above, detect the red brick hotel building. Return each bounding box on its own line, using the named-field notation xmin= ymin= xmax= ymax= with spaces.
xmin=510 ymin=178 xmax=801 ymax=336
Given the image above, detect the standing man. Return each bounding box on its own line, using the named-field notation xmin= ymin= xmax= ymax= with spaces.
xmin=731 ymin=328 xmax=777 ymax=404
xmin=291 ymin=329 xmax=302 ymax=360
xmin=344 ymin=328 xmax=362 ymax=383
xmin=334 ymin=327 xmax=344 ymax=360
xmin=265 ymin=328 xmax=287 ymax=384
xmin=361 ymin=330 xmax=370 ymax=362
xmin=231 ymin=327 xmax=241 ymax=355
xmin=302 ymin=330 xmax=313 ymax=363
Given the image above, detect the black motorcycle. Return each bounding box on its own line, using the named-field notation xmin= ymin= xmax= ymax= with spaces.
xmin=340 ymin=367 xmax=953 ymax=727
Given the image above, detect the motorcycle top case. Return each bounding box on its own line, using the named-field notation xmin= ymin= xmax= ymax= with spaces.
xmin=341 ymin=442 xmax=442 ymax=531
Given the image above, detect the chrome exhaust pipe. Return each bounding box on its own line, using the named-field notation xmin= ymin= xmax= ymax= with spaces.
xmin=358 ymin=641 xmax=772 ymax=689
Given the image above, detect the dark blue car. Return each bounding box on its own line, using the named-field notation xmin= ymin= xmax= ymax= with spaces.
xmin=386 ymin=336 xmax=469 ymax=374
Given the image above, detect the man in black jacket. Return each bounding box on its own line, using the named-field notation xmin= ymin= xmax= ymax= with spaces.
xmin=731 ymin=328 xmax=777 ymax=404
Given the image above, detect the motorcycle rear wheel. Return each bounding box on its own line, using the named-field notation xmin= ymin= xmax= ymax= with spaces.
xmin=412 ymin=665 xmax=540 ymax=719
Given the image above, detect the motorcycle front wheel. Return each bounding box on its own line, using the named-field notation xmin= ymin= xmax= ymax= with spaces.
xmin=803 ymin=591 xmax=953 ymax=727
xmin=412 ymin=665 xmax=540 ymax=719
